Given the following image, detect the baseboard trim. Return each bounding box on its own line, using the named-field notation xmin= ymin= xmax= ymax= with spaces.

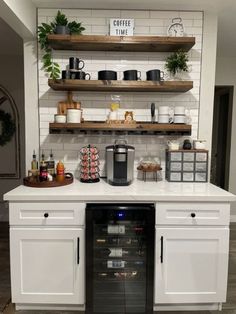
xmin=15 ymin=303 xmax=85 ymax=311
xmin=154 ymin=303 xmax=222 ymax=311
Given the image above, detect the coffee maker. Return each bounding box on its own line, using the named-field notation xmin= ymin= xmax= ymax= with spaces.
xmin=106 ymin=140 xmax=135 ymax=186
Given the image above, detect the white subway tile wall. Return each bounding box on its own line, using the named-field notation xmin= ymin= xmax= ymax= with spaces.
xmin=38 ymin=9 xmax=203 ymax=178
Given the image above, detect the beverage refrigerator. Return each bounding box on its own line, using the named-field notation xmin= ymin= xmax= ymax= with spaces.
xmin=86 ymin=203 xmax=155 ymax=314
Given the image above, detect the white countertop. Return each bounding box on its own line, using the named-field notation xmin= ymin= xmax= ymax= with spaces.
xmin=3 ymin=179 xmax=236 ymax=202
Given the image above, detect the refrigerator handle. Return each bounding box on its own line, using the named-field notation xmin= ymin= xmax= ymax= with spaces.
xmin=77 ymin=237 xmax=80 ymax=264
xmin=160 ymin=236 xmax=163 ymax=263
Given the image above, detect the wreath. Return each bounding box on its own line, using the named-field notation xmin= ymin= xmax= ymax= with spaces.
xmin=0 ymin=109 xmax=16 ymax=146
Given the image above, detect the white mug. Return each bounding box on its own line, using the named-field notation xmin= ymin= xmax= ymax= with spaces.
xmin=158 ymin=106 xmax=172 ymax=115
xmin=158 ymin=114 xmax=169 ymax=123
xmin=174 ymin=106 xmax=185 ymax=115
xmin=174 ymin=115 xmax=186 ymax=124
xmin=167 ymin=140 xmax=180 ymax=150
xmin=67 ymin=109 xmax=82 ymax=123
xmin=193 ymin=140 xmax=206 ymax=150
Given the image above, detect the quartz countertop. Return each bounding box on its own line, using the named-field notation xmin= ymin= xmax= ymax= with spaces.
xmin=3 ymin=179 xmax=236 ymax=202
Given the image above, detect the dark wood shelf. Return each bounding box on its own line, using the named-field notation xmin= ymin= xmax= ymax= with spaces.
xmin=49 ymin=122 xmax=191 ymax=135
xmin=47 ymin=35 xmax=195 ymax=52
xmin=48 ymin=79 xmax=193 ymax=93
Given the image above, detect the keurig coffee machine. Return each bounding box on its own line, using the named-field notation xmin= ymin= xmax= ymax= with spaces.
xmin=106 ymin=139 xmax=135 ymax=186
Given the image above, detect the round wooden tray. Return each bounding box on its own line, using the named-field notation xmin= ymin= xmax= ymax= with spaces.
xmin=23 ymin=173 xmax=73 ymax=188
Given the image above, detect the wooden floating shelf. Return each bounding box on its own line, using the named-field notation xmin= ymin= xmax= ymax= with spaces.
xmin=47 ymin=35 xmax=195 ymax=52
xmin=48 ymin=79 xmax=193 ymax=93
xmin=49 ymin=122 xmax=191 ymax=135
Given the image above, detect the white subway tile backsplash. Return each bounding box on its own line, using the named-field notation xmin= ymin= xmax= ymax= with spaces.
xmin=38 ymin=8 xmax=202 ymax=177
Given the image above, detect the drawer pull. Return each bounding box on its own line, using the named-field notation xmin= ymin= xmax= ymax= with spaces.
xmin=77 ymin=238 xmax=80 ymax=264
xmin=160 ymin=236 xmax=163 ymax=263
xmin=191 ymin=213 xmax=196 ymax=218
xmin=44 ymin=213 xmax=49 ymax=218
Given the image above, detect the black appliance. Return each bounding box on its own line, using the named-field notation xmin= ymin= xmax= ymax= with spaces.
xmin=106 ymin=140 xmax=135 ymax=186
xmin=86 ymin=203 xmax=155 ymax=314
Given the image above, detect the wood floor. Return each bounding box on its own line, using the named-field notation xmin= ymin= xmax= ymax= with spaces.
xmin=0 ymin=223 xmax=236 ymax=314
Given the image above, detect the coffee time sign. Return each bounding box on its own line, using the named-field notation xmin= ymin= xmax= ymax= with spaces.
xmin=110 ymin=19 xmax=134 ymax=36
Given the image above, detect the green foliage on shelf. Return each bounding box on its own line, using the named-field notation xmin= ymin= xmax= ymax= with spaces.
xmin=37 ymin=10 xmax=85 ymax=79
xmin=165 ymin=50 xmax=189 ymax=75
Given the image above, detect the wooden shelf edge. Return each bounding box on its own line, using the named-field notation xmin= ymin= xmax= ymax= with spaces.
xmin=47 ymin=34 xmax=195 ymax=52
xmin=49 ymin=122 xmax=191 ymax=134
xmin=48 ymin=79 xmax=193 ymax=93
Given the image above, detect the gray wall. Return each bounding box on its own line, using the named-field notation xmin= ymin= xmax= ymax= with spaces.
xmin=0 ymin=17 xmax=25 ymax=221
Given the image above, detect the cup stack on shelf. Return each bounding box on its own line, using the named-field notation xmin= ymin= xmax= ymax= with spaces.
xmin=79 ymin=145 xmax=100 ymax=183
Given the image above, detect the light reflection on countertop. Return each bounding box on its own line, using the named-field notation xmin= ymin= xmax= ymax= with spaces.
xmin=3 ymin=179 xmax=236 ymax=202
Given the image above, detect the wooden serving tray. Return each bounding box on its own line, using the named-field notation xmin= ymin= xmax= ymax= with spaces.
xmin=23 ymin=173 xmax=73 ymax=188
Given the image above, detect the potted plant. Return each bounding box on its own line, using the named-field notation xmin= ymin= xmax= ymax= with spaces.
xmin=165 ymin=50 xmax=189 ymax=80
xmin=38 ymin=10 xmax=85 ymax=79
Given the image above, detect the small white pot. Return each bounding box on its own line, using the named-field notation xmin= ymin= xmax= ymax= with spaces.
xmin=54 ymin=114 xmax=66 ymax=123
xmin=67 ymin=109 xmax=82 ymax=123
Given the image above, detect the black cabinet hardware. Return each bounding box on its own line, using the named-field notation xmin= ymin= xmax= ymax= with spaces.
xmin=44 ymin=213 xmax=49 ymax=218
xmin=160 ymin=236 xmax=163 ymax=263
xmin=77 ymin=238 xmax=80 ymax=264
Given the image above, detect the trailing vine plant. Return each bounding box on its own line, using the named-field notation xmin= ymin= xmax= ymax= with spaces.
xmin=38 ymin=11 xmax=85 ymax=79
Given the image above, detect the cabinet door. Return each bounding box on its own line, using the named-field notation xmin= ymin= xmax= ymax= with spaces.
xmin=10 ymin=228 xmax=84 ymax=304
xmin=155 ymin=227 xmax=229 ymax=304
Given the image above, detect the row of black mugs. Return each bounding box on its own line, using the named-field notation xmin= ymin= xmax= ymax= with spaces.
xmin=62 ymin=69 xmax=165 ymax=81
xmin=62 ymin=57 xmax=165 ymax=81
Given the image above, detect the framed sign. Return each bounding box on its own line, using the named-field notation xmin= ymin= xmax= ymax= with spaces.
xmin=110 ymin=19 xmax=134 ymax=36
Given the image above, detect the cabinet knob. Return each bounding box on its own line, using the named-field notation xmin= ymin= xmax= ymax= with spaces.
xmin=191 ymin=213 xmax=196 ymax=218
xmin=44 ymin=213 xmax=49 ymax=218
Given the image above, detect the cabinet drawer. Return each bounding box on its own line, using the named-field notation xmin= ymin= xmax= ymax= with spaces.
xmin=156 ymin=202 xmax=230 ymax=226
xmin=9 ymin=202 xmax=85 ymax=226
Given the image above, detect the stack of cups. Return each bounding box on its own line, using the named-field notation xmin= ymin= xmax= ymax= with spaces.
xmin=174 ymin=106 xmax=186 ymax=124
xmin=158 ymin=106 xmax=171 ymax=123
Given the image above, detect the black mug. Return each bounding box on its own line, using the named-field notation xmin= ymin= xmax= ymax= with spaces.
xmin=146 ymin=69 xmax=164 ymax=81
xmin=69 ymin=57 xmax=85 ymax=70
xmin=123 ymin=70 xmax=141 ymax=80
xmin=76 ymin=71 xmax=91 ymax=80
xmin=61 ymin=70 xmax=70 ymax=79
xmin=98 ymin=70 xmax=117 ymax=80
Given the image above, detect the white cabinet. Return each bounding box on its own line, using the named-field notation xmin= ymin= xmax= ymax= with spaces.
xmin=154 ymin=227 xmax=229 ymax=304
xmin=154 ymin=201 xmax=231 ymax=308
xmin=10 ymin=227 xmax=85 ymax=304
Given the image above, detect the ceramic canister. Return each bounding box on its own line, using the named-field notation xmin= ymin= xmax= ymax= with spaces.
xmin=54 ymin=114 xmax=66 ymax=123
xmin=67 ymin=109 xmax=82 ymax=123
xmin=174 ymin=106 xmax=185 ymax=115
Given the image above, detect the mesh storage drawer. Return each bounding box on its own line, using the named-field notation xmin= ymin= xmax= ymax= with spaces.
xmin=165 ymin=150 xmax=208 ymax=182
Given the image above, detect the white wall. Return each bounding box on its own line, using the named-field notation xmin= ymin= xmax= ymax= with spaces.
xmin=0 ymin=0 xmax=36 ymax=38
xmin=38 ymin=9 xmax=203 ymax=179
xmin=215 ymin=57 xmax=236 ymax=221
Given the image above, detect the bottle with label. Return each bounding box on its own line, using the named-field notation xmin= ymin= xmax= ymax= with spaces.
xmin=31 ymin=150 xmax=38 ymax=170
xmin=39 ymin=160 xmax=48 ymax=182
xmin=40 ymin=151 xmax=45 ymax=166
xmin=99 ymin=248 xmax=129 ymax=257
xmin=46 ymin=150 xmax=55 ymax=176
xmin=56 ymin=160 xmax=65 ymax=182
xmin=101 ymin=224 xmax=144 ymax=234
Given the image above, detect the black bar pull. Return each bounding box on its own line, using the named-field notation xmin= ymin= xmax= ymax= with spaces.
xmin=77 ymin=238 xmax=80 ymax=264
xmin=160 ymin=236 xmax=163 ymax=263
